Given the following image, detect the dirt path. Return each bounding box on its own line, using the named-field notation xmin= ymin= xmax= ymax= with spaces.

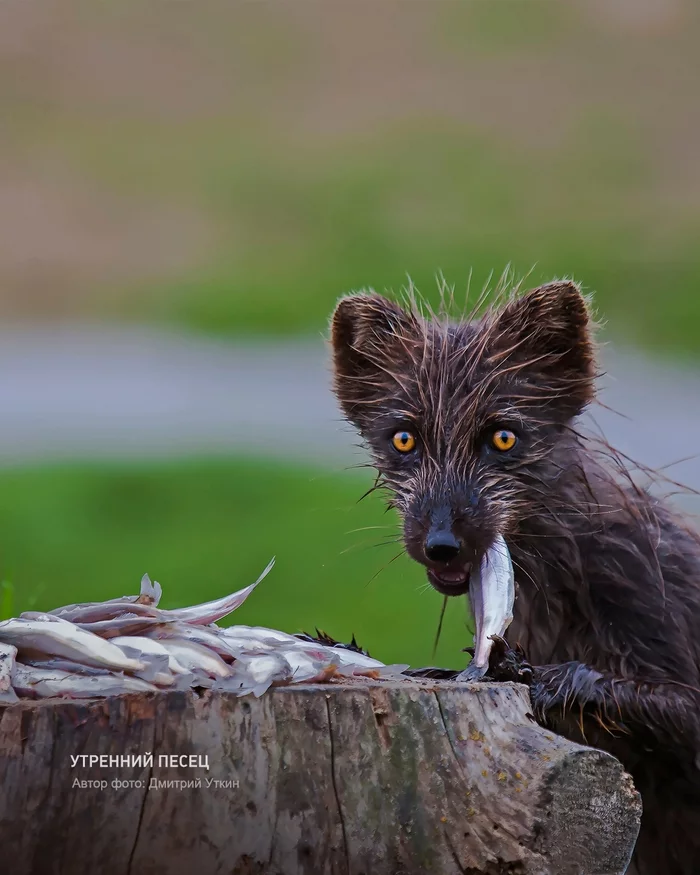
xmin=0 ymin=326 xmax=697 ymax=513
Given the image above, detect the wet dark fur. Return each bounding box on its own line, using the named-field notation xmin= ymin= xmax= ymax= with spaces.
xmin=295 ymin=629 xmax=371 ymax=657
xmin=330 ymin=280 xmax=700 ymax=875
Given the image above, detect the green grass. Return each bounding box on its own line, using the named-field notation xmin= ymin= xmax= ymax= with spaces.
xmin=5 ymin=3 xmax=700 ymax=359
xmin=0 ymin=581 xmax=14 ymax=621
xmin=10 ymin=87 xmax=699 ymax=360
xmin=0 ymin=457 xmax=476 ymax=669
xmin=92 ymin=119 xmax=700 ymax=361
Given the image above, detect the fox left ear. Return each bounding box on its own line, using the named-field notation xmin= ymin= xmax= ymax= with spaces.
xmin=488 ymin=280 xmax=597 ymax=419
xmin=330 ymin=293 xmax=419 ymax=430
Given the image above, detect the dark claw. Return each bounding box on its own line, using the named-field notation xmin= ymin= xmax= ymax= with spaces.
xmin=405 ymin=638 xmax=533 ymax=686
xmin=482 ymin=636 xmax=533 ymax=686
xmin=295 ymin=629 xmax=371 ymax=658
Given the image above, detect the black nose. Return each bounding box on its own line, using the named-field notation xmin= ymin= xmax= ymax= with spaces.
xmin=424 ymin=530 xmax=461 ymax=563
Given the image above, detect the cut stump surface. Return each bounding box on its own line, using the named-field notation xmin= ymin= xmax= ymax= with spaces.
xmin=0 ymin=678 xmax=641 ymax=875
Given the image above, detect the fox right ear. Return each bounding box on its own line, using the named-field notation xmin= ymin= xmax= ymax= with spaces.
xmin=486 ymin=280 xmax=597 ymax=419
xmin=330 ymin=293 xmax=418 ymax=428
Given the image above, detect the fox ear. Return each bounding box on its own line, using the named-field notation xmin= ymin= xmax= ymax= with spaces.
xmin=330 ymin=293 xmax=419 ymax=428
xmin=488 ymin=280 xmax=597 ymax=419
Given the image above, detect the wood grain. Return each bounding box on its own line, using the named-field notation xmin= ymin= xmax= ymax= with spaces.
xmin=0 ymin=679 xmax=641 ymax=875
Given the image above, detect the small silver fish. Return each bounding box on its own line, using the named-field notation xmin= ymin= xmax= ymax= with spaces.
xmin=140 ymin=667 xmax=175 ymax=687
xmin=52 ymin=578 xmax=164 ymax=624
xmin=45 ymin=574 xmax=162 ymax=621
xmin=0 ymin=642 xmax=18 ymax=703
xmin=59 ymin=569 xmax=268 ymax=629
xmin=20 ymin=654 xmax=176 ymax=686
xmin=161 ymin=558 xmax=274 ymax=625
xmin=76 ymin=616 xmax=165 ymax=638
xmin=41 ymin=601 xmax=160 ymax=625
xmin=458 ymin=534 xmax=515 ymax=681
xmin=150 ymin=623 xmax=240 ymax=661
xmin=0 ymin=617 xmax=146 ymax=673
xmin=12 ymin=663 xmax=157 ymax=699
xmin=1 ymin=557 xmax=419 ymax=701
xmin=156 ymin=639 xmax=232 ymax=679
xmin=21 ymin=612 xmax=76 ymax=623
xmin=324 ymin=647 xmax=410 ymax=677
xmin=22 ymin=657 xmax=113 ymax=676
xmin=281 ymin=649 xmax=338 ymax=684
xmin=219 ymin=625 xmax=298 ymax=646
xmin=48 ymin=596 xmax=140 ymax=617
xmin=219 ymin=628 xmax=409 ymax=677
xmin=0 ymin=642 xmax=17 ymax=691
xmin=225 ymin=652 xmax=292 ymax=697
xmin=121 ymin=650 xmax=173 ymax=686
xmin=211 ymin=634 xmax=277 ymax=658
xmin=111 ymin=636 xmax=191 ymax=676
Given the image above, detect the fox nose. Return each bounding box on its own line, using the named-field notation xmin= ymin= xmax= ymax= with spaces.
xmin=424 ymin=530 xmax=462 ymax=563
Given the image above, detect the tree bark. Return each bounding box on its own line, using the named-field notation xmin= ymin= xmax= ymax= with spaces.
xmin=0 ymin=678 xmax=640 ymax=875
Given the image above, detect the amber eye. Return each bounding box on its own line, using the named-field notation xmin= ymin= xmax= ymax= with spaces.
xmin=392 ymin=430 xmax=416 ymax=453
xmin=491 ymin=428 xmax=518 ymax=452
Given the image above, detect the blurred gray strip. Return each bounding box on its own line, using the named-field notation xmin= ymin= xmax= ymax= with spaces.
xmin=0 ymin=327 xmax=350 ymax=465
xmin=0 ymin=326 xmax=697 ymax=509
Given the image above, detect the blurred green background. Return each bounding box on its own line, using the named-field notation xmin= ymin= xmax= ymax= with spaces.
xmin=0 ymin=0 xmax=698 ymax=666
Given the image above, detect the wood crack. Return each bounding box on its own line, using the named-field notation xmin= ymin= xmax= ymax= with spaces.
xmin=126 ymin=759 xmax=152 ymax=875
xmin=126 ymin=699 xmax=157 ymax=875
xmin=434 ymin=690 xmax=462 ymax=769
xmin=326 ymin=696 xmax=350 ymax=874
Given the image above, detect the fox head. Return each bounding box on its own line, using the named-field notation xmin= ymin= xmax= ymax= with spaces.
xmin=330 ymin=281 xmax=597 ymax=596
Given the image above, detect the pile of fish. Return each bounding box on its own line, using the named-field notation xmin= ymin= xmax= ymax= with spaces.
xmin=0 ymin=559 xmax=409 ymax=703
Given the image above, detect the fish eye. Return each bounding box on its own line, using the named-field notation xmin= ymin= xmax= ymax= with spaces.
xmin=490 ymin=428 xmax=518 ymax=452
xmin=391 ymin=430 xmax=416 ymax=453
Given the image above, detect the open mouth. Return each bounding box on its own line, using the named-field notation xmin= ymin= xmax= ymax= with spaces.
xmin=427 ymin=565 xmax=471 ymax=596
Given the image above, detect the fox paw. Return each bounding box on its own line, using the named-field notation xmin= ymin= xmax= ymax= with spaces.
xmin=460 ymin=636 xmax=533 ymax=685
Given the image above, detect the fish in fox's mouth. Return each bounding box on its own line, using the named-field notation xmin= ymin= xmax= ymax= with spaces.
xmin=425 ymin=536 xmax=516 ymax=678
xmin=427 ymin=565 xmax=472 ymax=596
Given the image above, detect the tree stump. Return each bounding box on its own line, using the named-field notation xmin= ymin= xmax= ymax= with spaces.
xmin=0 ymin=677 xmax=640 ymax=875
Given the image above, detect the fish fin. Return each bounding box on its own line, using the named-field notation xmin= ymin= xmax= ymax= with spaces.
xmin=136 ymin=573 xmax=162 ymax=607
